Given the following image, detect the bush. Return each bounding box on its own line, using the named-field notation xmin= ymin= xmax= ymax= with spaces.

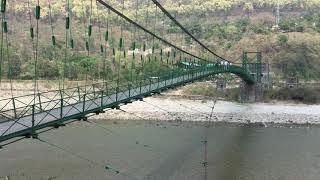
xmin=182 ymin=83 xmax=217 ymax=97
xmin=235 ymin=18 xmax=250 ymax=33
xmin=268 ymin=87 xmax=320 ymax=104
xmin=277 ymin=35 xmax=288 ymax=46
xmin=250 ymin=23 xmax=269 ymax=34
xmin=225 ymin=88 xmax=240 ymax=101
xmin=279 ymin=18 xmax=296 ymax=31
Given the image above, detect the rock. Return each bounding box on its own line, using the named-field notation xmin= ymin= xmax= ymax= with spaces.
xmin=262 ymin=122 xmax=267 ymax=127
xmin=175 ymin=117 xmax=182 ymax=122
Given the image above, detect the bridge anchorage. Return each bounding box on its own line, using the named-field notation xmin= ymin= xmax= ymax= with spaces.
xmin=0 ymin=0 xmax=263 ymax=146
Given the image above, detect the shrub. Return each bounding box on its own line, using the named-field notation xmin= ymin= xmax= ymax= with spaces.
xmin=235 ymin=18 xmax=250 ymax=33
xmin=279 ymin=18 xmax=296 ymax=31
xmin=268 ymin=87 xmax=320 ymax=104
xmin=182 ymin=83 xmax=217 ymax=97
xmin=277 ymin=35 xmax=288 ymax=46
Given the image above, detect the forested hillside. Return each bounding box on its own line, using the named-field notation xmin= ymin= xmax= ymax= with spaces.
xmin=2 ymin=0 xmax=320 ymax=81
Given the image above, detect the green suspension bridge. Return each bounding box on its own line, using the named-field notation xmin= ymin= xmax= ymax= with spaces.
xmin=0 ymin=0 xmax=261 ymax=147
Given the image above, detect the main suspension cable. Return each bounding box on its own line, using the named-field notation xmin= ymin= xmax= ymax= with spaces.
xmin=96 ymin=0 xmax=209 ymax=64
xmin=151 ymin=0 xmax=233 ymax=63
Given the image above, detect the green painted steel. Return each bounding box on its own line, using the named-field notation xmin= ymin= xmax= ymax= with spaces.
xmin=256 ymin=52 xmax=262 ymax=83
xmin=0 ymin=64 xmax=254 ymax=144
xmin=243 ymin=51 xmax=263 ymax=83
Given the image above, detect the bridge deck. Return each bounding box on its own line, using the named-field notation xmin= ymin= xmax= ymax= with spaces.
xmin=0 ymin=65 xmax=254 ymax=144
xmin=0 ymin=70 xmax=214 ymax=143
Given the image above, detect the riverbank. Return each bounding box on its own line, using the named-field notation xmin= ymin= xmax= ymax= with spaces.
xmin=0 ymin=80 xmax=319 ymax=126
xmin=90 ymin=94 xmax=320 ymax=126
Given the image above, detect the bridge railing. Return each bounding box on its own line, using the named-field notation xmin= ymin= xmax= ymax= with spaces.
xmin=0 ymin=64 xmax=252 ymax=143
xmin=0 ymin=64 xmax=251 ymax=121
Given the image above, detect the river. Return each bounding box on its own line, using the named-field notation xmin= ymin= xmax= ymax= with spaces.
xmin=0 ymin=119 xmax=320 ymax=180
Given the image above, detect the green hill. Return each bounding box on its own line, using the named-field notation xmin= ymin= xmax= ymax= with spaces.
xmin=1 ymin=0 xmax=320 ymax=81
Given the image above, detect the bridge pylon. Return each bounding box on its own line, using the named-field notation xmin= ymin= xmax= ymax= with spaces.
xmin=239 ymin=52 xmax=266 ymax=102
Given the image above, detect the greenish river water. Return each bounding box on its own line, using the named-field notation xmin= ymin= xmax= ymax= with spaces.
xmin=0 ymin=120 xmax=319 ymax=180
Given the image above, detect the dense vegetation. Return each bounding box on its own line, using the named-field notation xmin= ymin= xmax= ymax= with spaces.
xmin=1 ymin=0 xmax=320 ymax=84
xmin=267 ymin=87 xmax=320 ymax=104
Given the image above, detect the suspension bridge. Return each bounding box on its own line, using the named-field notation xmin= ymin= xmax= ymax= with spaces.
xmin=0 ymin=0 xmax=261 ymax=147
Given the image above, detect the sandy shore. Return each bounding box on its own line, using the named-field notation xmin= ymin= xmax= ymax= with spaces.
xmin=91 ymin=95 xmax=320 ymax=126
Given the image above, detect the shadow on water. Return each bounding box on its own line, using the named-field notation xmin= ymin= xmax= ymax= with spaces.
xmin=215 ymin=125 xmax=259 ymax=179
xmin=144 ymin=127 xmax=203 ymax=179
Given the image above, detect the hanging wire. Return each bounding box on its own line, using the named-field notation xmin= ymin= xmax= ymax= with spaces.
xmin=66 ymin=0 xmax=75 ymax=82
xmin=61 ymin=0 xmax=71 ymax=91
xmin=88 ymin=0 xmax=93 ymax=56
xmin=67 ymin=0 xmax=74 ymax=50
xmin=33 ymin=0 xmax=41 ymax=103
xmin=159 ymin=10 xmax=166 ymax=66
xmin=151 ymin=0 xmax=233 ymax=63
xmin=130 ymin=0 xmax=139 ymax=84
xmin=152 ymin=4 xmax=158 ymax=78
xmin=27 ymin=0 xmax=36 ymax=71
xmin=3 ymin=7 xmax=13 ymax=98
xmin=47 ymin=0 xmax=61 ymax=89
xmin=152 ymin=4 xmax=157 ymax=54
xmin=203 ymin=99 xmax=217 ymax=180
xmin=88 ymin=0 xmax=95 ymax=83
xmin=47 ymin=0 xmax=56 ymax=48
xmin=80 ymin=0 xmax=89 ymax=90
xmin=116 ymin=0 xmax=125 ymax=88
xmin=121 ymin=0 xmax=125 ymax=58
xmin=95 ymin=0 xmax=104 ymax=83
xmin=37 ymin=137 xmax=139 ymax=179
xmin=0 ymin=0 xmax=13 ymax=97
xmin=140 ymin=0 xmax=149 ymax=80
xmin=144 ymin=0 xmax=150 ymax=70
xmin=0 ymin=0 xmax=5 ymax=85
xmin=97 ymin=0 xmax=208 ymax=64
xmin=104 ymin=9 xmax=111 ymax=82
xmin=108 ymin=10 xmax=116 ymax=81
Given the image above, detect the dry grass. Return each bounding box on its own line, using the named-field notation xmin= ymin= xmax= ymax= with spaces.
xmin=181 ymin=82 xmax=217 ymax=97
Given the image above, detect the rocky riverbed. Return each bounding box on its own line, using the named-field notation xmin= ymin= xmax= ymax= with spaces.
xmin=91 ymin=95 xmax=320 ymax=126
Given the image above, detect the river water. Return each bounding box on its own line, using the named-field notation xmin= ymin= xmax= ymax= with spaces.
xmin=0 ymin=120 xmax=319 ymax=180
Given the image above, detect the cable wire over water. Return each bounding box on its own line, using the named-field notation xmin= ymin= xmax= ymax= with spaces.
xmin=203 ymin=98 xmax=217 ymax=180
xmin=37 ymin=137 xmax=139 ymax=180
